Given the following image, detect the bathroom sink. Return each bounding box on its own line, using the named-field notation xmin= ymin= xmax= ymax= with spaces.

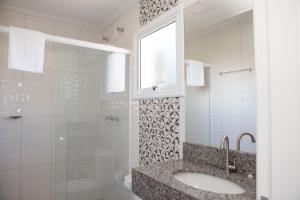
xmin=174 ymin=172 xmax=245 ymax=194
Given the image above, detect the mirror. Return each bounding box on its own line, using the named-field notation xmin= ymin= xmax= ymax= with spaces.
xmin=184 ymin=0 xmax=256 ymax=153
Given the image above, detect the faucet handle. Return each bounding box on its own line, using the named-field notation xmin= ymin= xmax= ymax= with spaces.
xmin=228 ymin=158 xmax=237 ymax=171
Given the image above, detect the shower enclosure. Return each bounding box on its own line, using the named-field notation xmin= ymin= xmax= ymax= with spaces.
xmin=0 ymin=31 xmax=130 ymax=200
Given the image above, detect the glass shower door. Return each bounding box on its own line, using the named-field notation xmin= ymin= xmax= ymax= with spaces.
xmin=0 ymin=31 xmax=129 ymax=200
xmin=52 ymin=43 xmax=129 ymax=200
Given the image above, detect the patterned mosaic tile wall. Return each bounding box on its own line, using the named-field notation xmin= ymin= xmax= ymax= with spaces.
xmin=139 ymin=0 xmax=178 ymax=25
xmin=139 ymin=98 xmax=180 ymax=166
xmin=138 ymin=0 xmax=180 ymax=166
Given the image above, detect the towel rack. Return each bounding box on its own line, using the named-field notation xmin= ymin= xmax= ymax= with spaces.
xmin=0 ymin=25 xmax=130 ymax=55
xmin=105 ymin=116 xmax=119 ymax=122
xmin=7 ymin=116 xmax=22 ymax=119
xmin=219 ymin=68 xmax=252 ymax=76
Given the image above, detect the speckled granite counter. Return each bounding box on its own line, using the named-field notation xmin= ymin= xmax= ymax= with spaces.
xmin=183 ymin=143 xmax=256 ymax=177
xmin=132 ymin=159 xmax=256 ymax=200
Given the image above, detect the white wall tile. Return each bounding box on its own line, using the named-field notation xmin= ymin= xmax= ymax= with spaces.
xmin=100 ymin=99 xmax=129 ymax=119
xmin=221 ymin=117 xmax=243 ymax=148
xmin=22 ymin=118 xmax=52 ymax=167
xmin=241 ymin=117 xmax=256 ymax=153
xmin=79 ymin=49 xmax=103 ymax=74
xmin=218 ymin=73 xmax=243 ymax=117
xmin=0 ymin=169 xmax=20 ymax=200
xmin=21 ymin=166 xmax=51 ymax=200
xmin=185 ymin=114 xmax=210 ymax=144
xmin=75 ymin=160 xmax=101 ymax=200
xmin=65 ymin=118 xmax=81 ymax=150
xmin=63 ymin=160 xmax=103 ymax=200
xmin=241 ymin=72 xmax=256 ymax=118
xmin=210 ymin=116 xmax=223 ymax=147
xmin=53 ymin=71 xmax=79 ymax=117
xmin=54 ymin=117 xmax=68 ymax=164
xmin=186 ymin=85 xmax=210 ymax=116
xmin=209 ymin=74 xmax=223 ymax=117
xmin=54 ymin=117 xmax=79 ymax=163
xmin=77 ymin=118 xmax=102 ymax=161
xmin=78 ymin=73 xmax=101 ymax=117
xmin=0 ymin=69 xmax=23 ymax=117
xmin=22 ymin=70 xmax=53 ymax=117
xmin=75 ymin=160 xmax=97 ymax=180
xmin=53 ymin=44 xmax=80 ymax=72
xmin=0 ymin=118 xmax=21 ymax=170
xmin=53 ymin=163 xmax=67 ymax=200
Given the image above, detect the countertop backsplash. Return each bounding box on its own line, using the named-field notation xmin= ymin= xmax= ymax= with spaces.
xmin=183 ymin=142 xmax=256 ymax=177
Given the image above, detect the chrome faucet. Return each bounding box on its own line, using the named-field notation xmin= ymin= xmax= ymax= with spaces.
xmin=220 ymin=136 xmax=236 ymax=176
xmin=236 ymin=132 xmax=256 ymax=151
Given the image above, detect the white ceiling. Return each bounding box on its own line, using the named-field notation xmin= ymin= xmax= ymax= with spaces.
xmin=184 ymin=0 xmax=253 ymax=36
xmin=0 ymin=0 xmax=138 ymax=30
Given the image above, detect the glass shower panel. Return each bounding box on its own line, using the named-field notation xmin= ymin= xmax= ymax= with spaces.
xmin=0 ymin=31 xmax=129 ymax=200
xmin=53 ymin=43 xmax=129 ymax=200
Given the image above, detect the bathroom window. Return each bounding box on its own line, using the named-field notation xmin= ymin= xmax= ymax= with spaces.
xmin=133 ymin=7 xmax=184 ymax=98
xmin=140 ymin=22 xmax=177 ymax=89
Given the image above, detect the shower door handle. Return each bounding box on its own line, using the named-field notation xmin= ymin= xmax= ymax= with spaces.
xmin=8 ymin=116 xmax=22 ymax=119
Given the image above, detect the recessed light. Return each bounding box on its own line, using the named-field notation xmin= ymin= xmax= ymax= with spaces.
xmin=187 ymin=1 xmax=209 ymax=15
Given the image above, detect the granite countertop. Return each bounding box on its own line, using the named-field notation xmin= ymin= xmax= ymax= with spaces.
xmin=132 ymin=159 xmax=256 ymax=200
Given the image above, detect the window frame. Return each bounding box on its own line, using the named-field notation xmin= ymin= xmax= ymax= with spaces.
xmin=132 ymin=6 xmax=185 ymax=99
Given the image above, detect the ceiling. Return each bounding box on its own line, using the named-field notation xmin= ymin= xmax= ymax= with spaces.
xmin=184 ymin=0 xmax=253 ymax=37
xmin=0 ymin=0 xmax=138 ymax=30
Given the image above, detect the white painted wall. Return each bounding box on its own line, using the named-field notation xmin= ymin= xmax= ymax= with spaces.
xmin=254 ymin=0 xmax=300 ymax=199
xmin=0 ymin=7 xmax=103 ymax=43
xmin=185 ymin=13 xmax=256 ymax=152
xmin=102 ymin=5 xmax=140 ymax=50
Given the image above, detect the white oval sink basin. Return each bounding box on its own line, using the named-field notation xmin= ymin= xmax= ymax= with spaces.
xmin=174 ymin=173 xmax=245 ymax=194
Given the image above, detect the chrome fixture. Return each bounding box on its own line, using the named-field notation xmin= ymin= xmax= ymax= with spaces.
xmin=102 ymin=36 xmax=110 ymax=42
xmin=236 ymin=132 xmax=256 ymax=151
xmin=261 ymin=196 xmax=269 ymax=200
xmin=116 ymin=26 xmax=124 ymax=33
xmin=219 ymin=68 xmax=252 ymax=76
xmin=220 ymin=136 xmax=236 ymax=176
xmin=105 ymin=116 xmax=119 ymax=122
xmin=8 ymin=116 xmax=22 ymax=119
xmin=152 ymin=84 xmax=158 ymax=91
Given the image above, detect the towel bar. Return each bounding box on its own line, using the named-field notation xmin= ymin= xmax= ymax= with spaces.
xmin=105 ymin=116 xmax=119 ymax=121
xmin=219 ymin=68 xmax=252 ymax=76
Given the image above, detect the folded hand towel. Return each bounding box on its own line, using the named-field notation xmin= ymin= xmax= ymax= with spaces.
xmin=8 ymin=26 xmax=45 ymax=73
xmin=106 ymin=53 xmax=126 ymax=93
xmin=186 ymin=60 xmax=205 ymax=86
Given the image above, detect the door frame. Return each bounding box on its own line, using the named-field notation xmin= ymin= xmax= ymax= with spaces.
xmin=254 ymin=0 xmax=300 ymax=199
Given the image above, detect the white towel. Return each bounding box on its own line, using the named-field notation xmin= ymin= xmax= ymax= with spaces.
xmin=8 ymin=26 xmax=45 ymax=73
xmin=186 ymin=60 xmax=205 ymax=86
xmin=106 ymin=53 xmax=126 ymax=93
